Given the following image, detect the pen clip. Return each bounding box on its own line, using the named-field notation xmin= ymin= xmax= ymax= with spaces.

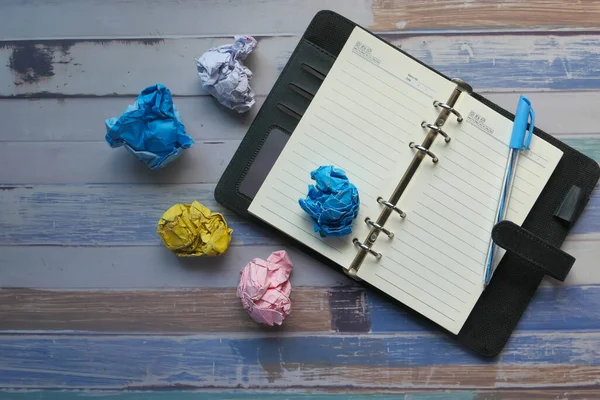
xmin=510 ymin=95 xmax=535 ymax=150
xmin=524 ymin=105 xmax=535 ymax=150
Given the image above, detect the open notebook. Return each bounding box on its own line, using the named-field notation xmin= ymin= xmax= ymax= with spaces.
xmin=248 ymin=26 xmax=563 ymax=334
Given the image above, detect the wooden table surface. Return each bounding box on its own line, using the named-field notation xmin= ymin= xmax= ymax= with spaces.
xmin=1 ymin=1 xmax=600 ymax=399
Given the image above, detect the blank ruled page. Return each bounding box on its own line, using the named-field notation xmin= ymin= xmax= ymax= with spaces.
xmin=357 ymin=92 xmax=563 ymax=334
xmin=248 ymin=26 xmax=457 ymax=269
xmin=451 ymin=94 xmax=565 ymax=271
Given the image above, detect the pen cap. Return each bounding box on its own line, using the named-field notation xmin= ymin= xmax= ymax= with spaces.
xmin=510 ymin=95 xmax=535 ymax=150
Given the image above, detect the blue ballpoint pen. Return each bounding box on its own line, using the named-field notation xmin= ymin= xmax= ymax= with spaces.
xmin=483 ymin=95 xmax=535 ymax=286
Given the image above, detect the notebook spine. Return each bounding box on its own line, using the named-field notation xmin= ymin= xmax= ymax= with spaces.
xmin=346 ymin=78 xmax=473 ymax=280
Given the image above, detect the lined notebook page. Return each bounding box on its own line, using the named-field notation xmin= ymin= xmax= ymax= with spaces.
xmin=357 ymin=92 xmax=563 ymax=334
xmin=248 ymin=27 xmax=457 ymax=269
xmin=455 ymin=94 xmax=565 ymax=271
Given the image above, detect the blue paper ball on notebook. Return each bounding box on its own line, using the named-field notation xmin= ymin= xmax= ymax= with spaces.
xmin=298 ymin=165 xmax=360 ymax=237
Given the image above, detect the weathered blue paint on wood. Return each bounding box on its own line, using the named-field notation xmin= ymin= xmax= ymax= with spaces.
xmin=0 ymin=390 xmax=476 ymax=400
xmin=2 ymin=0 xmax=600 ymax=396
xmin=2 ymin=94 xmax=598 ymax=144
xmin=0 ymin=141 xmax=242 ymax=185
xmin=0 ymin=182 xmax=598 ymax=246
xmin=365 ymin=285 xmax=600 ymax=333
xmin=563 ymin=137 xmax=600 ymax=165
xmin=0 ymin=333 xmax=598 ymax=389
xmin=3 ymin=35 xmax=600 ymax=98
xmin=5 ymin=0 xmax=600 ymax=40
xmin=0 ymin=245 xmax=350 ymax=289
xmin=0 ymin=184 xmax=276 ymax=247
xmin=0 ymin=391 xmax=477 ymax=400
xmin=0 ymin=97 xmax=264 ymax=143
xmin=391 ymin=34 xmax=600 ymax=91
xmin=1 ymin=285 xmax=600 ymax=334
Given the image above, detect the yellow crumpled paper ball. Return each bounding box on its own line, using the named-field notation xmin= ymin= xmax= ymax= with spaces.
xmin=157 ymin=201 xmax=233 ymax=256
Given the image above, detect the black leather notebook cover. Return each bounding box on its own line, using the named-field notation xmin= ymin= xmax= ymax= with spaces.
xmin=215 ymin=10 xmax=600 ymax=356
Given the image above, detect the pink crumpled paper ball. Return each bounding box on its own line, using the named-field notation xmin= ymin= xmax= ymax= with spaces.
xmin=236 ymin=250 xmax=293 ymax=326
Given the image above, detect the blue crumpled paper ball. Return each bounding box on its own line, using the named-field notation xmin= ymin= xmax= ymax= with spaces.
xmin=298 ymin=165 xmax=360 ymax=237
xmin=105 ymin=84 xmax=194 ymax=170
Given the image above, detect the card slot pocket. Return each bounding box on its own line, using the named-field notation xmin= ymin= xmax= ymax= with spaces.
xmin=288 ymin=62 xmax=326 ymax=103
xmin=217 ymin=36 xmax=337 ymax=207
xmin=276 ymin=77 xmax=311 ymax=118
xmin=270 ymin=101 xmax=301 ymax=133
xmin=301 ymin=62 xmax=327 ymax=81
xmin=276 ymin=102 xmax=303 ymax=121
xmin=288 ymin=82 xmax=315 ymax=101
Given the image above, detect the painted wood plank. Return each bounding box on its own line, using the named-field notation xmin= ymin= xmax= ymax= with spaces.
xmin=3 ymin=93 xmax=599 ymax=144
xmin=5 ymin=390 xmax=600 ymax=400
xmin=389 ymin=33 xmax=600 ymax=91
xmin=562 ymin=239 xmax=600 ymax=285
xmin=0 ymin=392 xmax=478 ymax=400
xmin=367 ymin=285 xmax=600 ymax=333
xmin=0 ymin=97 xmax=265 ymax=142
xmin=0 ymin=141 xmax=240 ymax=184
xmin=0 ymin=181 xmax=598 ymax=246
xmin=2 ymin=0 xmax=600 ymax=40
xmin=2 ymin=285 xmax=600 ymax=334
xmin=0 ymin=239 xmax=597 ymax=289
xmin=0 ymin=1 xmax=374 ymax=40
xmin=0 ymin=333 xmax=599 ymax=389
xmin=471 ymin=390 xmax=600 ymax=400
xmin=563 ymin=137 xmax=600 ymax=168
xmin=0 ymin=38 xmax=284 ymax=98
xmin=0 ymin=245 xmax=351 ymax=289
xmin=0 ymin=184 xmax=272 ymax=246
xmin=371 ymin=1 xmax=600 ymax=32
xmin=0 ymin=288 xmax=332 ymax=334
xmin=3 ymin=34 xmax=600 ymax=98
xmin=1 ymin=135 xmax=599 ymax=185
xmin=2 ymin=389 xmax=600 ymax=400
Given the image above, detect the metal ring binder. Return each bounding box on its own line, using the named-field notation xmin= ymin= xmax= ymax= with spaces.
xmin=433 ymin=100 xmax=463 ymax=122
xmin=365 ymin=217 xmax=394 ymax=238
xmin=377 ymin=196 xmax=406 ymax=218
xmin=353 ymin=238 xmax=382 ymax=259
xmin=409 ymin=142 xmax=438 ymax=163
xmin=346 ymin=79 xmax=471 ymax=278
xmin=421 ymin=121 xmax=451 ymax=143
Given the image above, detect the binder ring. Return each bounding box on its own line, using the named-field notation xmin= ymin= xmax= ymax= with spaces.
xmin=377 ymin=196 xmax=406 ymax=218
xmin=421 ymin=121 xmax=451 ymax=143
xmin=409 ymin=142 xmax=438 ymax=163
xmin=353 ymin=238 xmax=382 ymax=259
xmin=365 ymin=217 xmax=394 ymax=238
xmin=433 ymin=100 xmax=463 ymax=122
